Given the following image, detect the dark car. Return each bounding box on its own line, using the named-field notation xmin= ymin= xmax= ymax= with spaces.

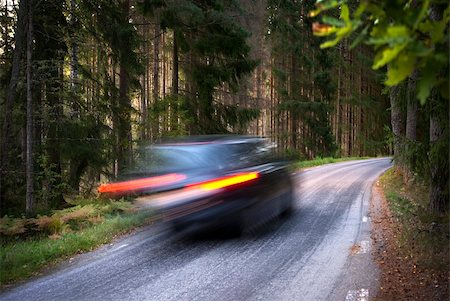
xmin=98 ymin=136 xmax=294 ymax=235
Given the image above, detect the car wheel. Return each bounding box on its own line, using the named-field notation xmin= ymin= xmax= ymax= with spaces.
xmin=280 ymin=187 xmax=294 ymax=218
xmin=222 ymin=214 xmax=245 ymax=238
xmin=171 ymin=221 xmax=184 ymax=233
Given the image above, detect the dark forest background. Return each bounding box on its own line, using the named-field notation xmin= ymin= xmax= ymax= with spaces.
xmin=0 ymin=0 xmax=447 ymax=216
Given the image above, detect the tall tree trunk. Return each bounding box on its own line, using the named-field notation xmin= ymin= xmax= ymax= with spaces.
xmin=428 ymin=94 xmax=449 ymax=213
xmin=140 ymin=22 xmax=149 ymax=140
xmin=69 ymin=0 xmax=79 ymax=118
xmin=172 ymin=32 xmax=179 ymax=96
xmin=171 ymin=31 xmax=179 ymax=132
xmin=26 ymin=0 xmax=34 ymax=216
xmin=117 ymin=0 xmax=132 ymax=173
xmin=69 ymin=159 xmax=88 ymax=192
xmin=152 ymin=12 xmax=160 ymax=140
xmin=111 ymin=60 xmax=119 ymax=178
xmin=404 ymin=71 xmax=418 ymax=182
xmin=117 ymin=61 xmax=132 ymax=172
xmin=428 ymin=4 xmax=449 ymax=213
xmin=336 ymin=46 xmax=341 ymax=154
xmin=389 ymin=83 xmax=404 ymax=167
xmin=0 ymin=0 xmax=27 ymax=215
xmin=67 ymin=0 xmax=82 ymax=192
xmin=406 ymin=72 xmax=418 ymax=141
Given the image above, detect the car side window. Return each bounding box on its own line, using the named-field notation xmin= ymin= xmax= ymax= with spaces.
xmin=227 ymin=141 xmax=272 ymax=167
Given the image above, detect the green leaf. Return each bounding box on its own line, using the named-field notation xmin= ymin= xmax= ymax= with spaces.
xmin=322 ymin=16 xmax=345 ymax=27
xmin=317 ymin=0 xmax=341 ymax=11
xmin=354 ymin=1 xmax=368 ymax=18
xmin=409 ymin=41 xmax=433 ymax=57
xmin=368 ymin=25 xmax=411 ymax=46
xmin=366 ymin=3 xmax=386 ymax=18
xmin=340 ymin=4 xmax=350 ymax=22
xmin=413 ymin=0 xmax=430 ymax=29
xmin=320 ymin=36 xmax=341 ymax=48
xmin=385 ymin=53 xmax=416 ymax=86
xmin=417 ymin=60 xmax=438 ymax=104
xmin=417 ymin=77 xmax=436 ymax=105
xmin=430 ymin=19 xmax=447 ymax=43
xmin=434 ymin=53 xmax=449 ymax=63
xmin=309 ymin=0 xmax=341 ymax=17
xmin=309 ymin=9 xmax=322 ymax=18
xmin=418 ymin=20 xmax=433 ymax=35
xmin=372 ymin=44 xmax=407 ymax=69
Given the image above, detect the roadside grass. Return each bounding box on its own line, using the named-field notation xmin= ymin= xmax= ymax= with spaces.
xmin=0 ymin=199 xmax=154 ymax=286
xmin=379 ymin=169 xmax=449 ymax=271
xmin=294 ymin=156 xmax=371 ymax=169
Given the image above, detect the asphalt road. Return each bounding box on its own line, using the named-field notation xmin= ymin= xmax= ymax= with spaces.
xmin=0 ymin=158 xmax=392 ymax=301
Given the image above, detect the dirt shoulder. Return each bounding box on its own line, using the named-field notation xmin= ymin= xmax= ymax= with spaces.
xmin=370 ymin=176 xmax=449 ymax=301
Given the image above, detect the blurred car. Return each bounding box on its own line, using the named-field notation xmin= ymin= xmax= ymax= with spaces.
xmin=98 ymin=136 xmax=294 ymax=235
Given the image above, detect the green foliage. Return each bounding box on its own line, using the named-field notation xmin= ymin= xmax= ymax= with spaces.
xmin=140 ymin=0 xmax=258 ymax=134
xmin=311 ymin=0 xmax=450 ymax=104
xmin=0 ymin=216 xmax=27 ymax=236
xmin=294 ymin=156 xmax=371 ymax=169
xmin=283 ymin=148 xmax=306 ymax=161
xmin=148 ymin=95 xmax=191 ymax=138
xmin=380 ymin=169 xmax=449 ymax=269
xmin=268 ymin=0 xmax=337 ymax=158
xmin=0 ymin=2 xmax=13 ymax=106
xmin=35 ymin=155 xmax=71 ymax=208
xmin=0 ymin=198 xmax=150 ymax=285
xmin=81 ymin=0 xmax=142 ymax=77
xmin=59 ymin=117 xmax=107 ymax=167
xmin=215 ymin=103 xmax=260 ymax=134
xmin=386 ymin=191 xmax=416 ymax=217
xmin=0 ymin=199 xmax=135 ymax=239
xmin=0 ymin=208 xmax=153 ymax=285
xmin=401 ymin=138 xmax=430 ymax=180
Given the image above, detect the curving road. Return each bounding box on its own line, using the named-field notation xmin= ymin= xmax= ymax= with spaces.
xmin=0 ymin=158 xmax=392 ymax=301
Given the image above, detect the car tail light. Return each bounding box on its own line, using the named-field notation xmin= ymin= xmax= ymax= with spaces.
xmin=98 ymin=173 xmax=186 ymax=194
xmin=189 ymin=172 xmax=259 ymax=191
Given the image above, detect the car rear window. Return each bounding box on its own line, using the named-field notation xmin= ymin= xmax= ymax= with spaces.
xmin=127 ymin=140 xmax=273 ymax=174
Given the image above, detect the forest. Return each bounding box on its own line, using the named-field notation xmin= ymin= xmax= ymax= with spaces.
xmin=0 ymin=0 xmax=448 ymax=216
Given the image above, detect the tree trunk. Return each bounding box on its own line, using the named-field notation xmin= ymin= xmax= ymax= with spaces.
xmin=406 ymin=72 xmax=418 ymax=141
xmin=0 ymin=0 xmax=27 ymax=215
xmin=117 ymin=0 xmax=132 ymax=173
xmin=172 ymin=31 xmax=179 ymax=96
xmin=152 ymin=12 xmax=161 ymax=141
xmin=403 ymin=71 xmax=418 ymax=182
xmin=111 ymin=60 xmax=119 ymax=178
xmin=117 ymin=61 xmax=132 ymax=172
xmin=428 ymin=4 xmax=449 ymax=213
xmin=26 ymin=0 xmax=34 ymax=216
xmin=69 ymin=0 xmax=79 ymax=118
xmin=389 ymin=83 xmax=404 ymax=166
xmin=336 ymin=46 xmax=341 ymax=154
xmin=171 ymin=31 xmax=179 ymax=132
xmin=139 ymin=21 xmax=149 ymax=140
xmin=69 ymin=159 xmax=88 ymax=193
xmin=428 ymin=96 xmax=449 ymax=213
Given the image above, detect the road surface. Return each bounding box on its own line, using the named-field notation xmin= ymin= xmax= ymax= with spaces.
xmin=0 ymin=158 xmax=392 ymax=301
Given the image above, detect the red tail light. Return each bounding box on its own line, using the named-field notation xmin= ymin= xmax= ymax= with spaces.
xmin=98 ymin=173 xmax=186 ymax=194
xmin=189 ymin=172 xmax=259 ymax=191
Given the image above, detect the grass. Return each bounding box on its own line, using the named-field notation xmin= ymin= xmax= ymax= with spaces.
xmin=0 ymin=201 xmax=154 ymax=286
xmin=294 ymin=156 xmax=371 ymax=169
xmin=379 ymin=168 xmax=449 ymax=270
